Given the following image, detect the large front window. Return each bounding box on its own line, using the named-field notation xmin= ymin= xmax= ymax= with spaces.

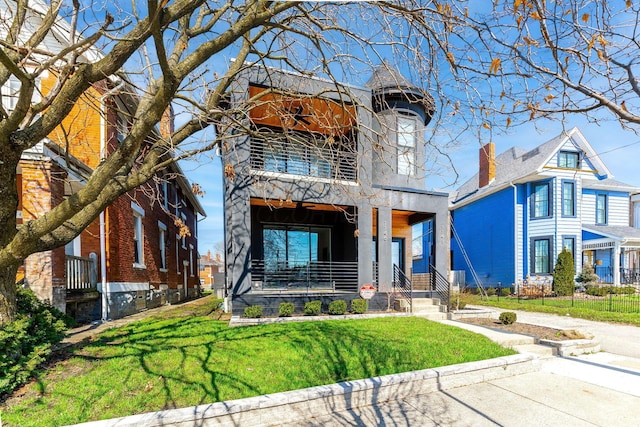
xmin=533 ymin=238 xmax=552 ymax=274
xmin=532 ymin=182 xmax=551 ymax=218
xmin=262 ymin=225 xmax=331 ymax=288
xmin=397 ymin=116 xmax=416 ymax=176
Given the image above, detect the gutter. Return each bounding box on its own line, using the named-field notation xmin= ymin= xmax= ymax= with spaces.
xmin=99 ymin=78 xmax=124 ymax=322
xmin=509 ymin=182 xmax=518 ymax=286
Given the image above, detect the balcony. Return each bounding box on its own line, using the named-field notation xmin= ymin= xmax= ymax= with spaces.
xmin=250 ymin=137 xmax=357 ymax=182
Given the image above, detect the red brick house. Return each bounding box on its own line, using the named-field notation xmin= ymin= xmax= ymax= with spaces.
xmin=6 ymin=1 xmax=205 ymax=322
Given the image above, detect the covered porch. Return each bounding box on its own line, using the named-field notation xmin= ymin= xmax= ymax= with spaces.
xmin=582 ymin=225 xmax=640 ymax=286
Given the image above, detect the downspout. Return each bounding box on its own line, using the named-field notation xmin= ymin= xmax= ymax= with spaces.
xmin=99 ymin=78 xmax=125 ymax=321
xmin=509 ymin=182 xmax=518 ymax=290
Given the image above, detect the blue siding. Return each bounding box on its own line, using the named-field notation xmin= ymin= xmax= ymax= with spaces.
xmin=451 ymin=187 xmax=515 ymax=287
xmin=583 ymin=230 xmax=605 ymax=241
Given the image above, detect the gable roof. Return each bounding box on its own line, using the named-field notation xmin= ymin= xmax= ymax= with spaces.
xmin=451 ymin=127 xmax=617 ymax=207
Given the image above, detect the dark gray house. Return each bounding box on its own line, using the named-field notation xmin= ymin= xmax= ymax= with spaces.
xmin=220 ymin=64 xmax=450 ymax=315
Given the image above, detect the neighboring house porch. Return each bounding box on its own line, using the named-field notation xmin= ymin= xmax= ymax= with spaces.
xmin=582 ymin=225 xmax=640 ymax=286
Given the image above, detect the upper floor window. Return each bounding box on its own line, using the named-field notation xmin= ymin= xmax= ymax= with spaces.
xmin=1 ymin=75 xmax=20 ymax=112
xmin=162 ymin=180 xmax=169 ymax=210
xmin=562 ymin=180 xmax=576 ymax=217
xmin=596 ymin=193 xmax=607 ymax=224
xmin=562 ymin=236 xmax=575 ymax=263
xmin=117 ymin=110 xmax=129 ymax=143
xmin=397 ymin=116 xmax=416 ymax=176
xmin=558 ymin=151 xmax=580 ymax=169
xmin=532 ymin=182 xmax=551 ymax=218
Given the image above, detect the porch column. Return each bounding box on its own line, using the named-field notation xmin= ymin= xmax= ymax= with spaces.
xmin=357 ymin=203 xmax=373 ymax=286
xmin=378 ymin=206 xmax=393 ymax=292
xmin=614 ymin=242 xmax=621 ymax=286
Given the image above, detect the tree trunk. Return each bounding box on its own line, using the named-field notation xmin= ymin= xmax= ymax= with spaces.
xmin=0 ymin=264 xmax=19 ymax=325
xmin=0 ymin=144 xmax=21 ymax=326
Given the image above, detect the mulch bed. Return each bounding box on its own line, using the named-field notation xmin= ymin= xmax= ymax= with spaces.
xmin=458 ymin=317 xmax=585 ymax=341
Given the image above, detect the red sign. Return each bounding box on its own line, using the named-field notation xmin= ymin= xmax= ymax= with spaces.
xmin=359 ymin=283 xmax=376 ymax=300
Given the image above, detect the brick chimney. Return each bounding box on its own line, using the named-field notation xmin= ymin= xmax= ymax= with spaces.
xmin=160 ymin=105 xmax=175 ymax=138
xmin=479 ymin=142 xmax=496 ymax=188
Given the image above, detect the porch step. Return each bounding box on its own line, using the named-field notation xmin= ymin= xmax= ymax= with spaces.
xmin=395 ymin=298 xmax=448 ymax=319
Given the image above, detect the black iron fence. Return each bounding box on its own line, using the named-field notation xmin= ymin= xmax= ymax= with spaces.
xmin=430 ymin=264 xmax=451 ymax=309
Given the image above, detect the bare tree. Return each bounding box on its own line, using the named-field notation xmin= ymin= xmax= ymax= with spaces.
xmin=0 ymin=0 xmax=466 ymax=324
xmin=437 ymin=0 xmax=640 ymax=134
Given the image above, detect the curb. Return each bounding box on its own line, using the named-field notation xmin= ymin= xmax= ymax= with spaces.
xmin=67 ymin=354 xmax=539 ymax=427
xmin=538 ymin=338 xmax=601 ymax=356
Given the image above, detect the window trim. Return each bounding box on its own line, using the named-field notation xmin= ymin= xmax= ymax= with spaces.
xmin=397 ymin=115 xmax=416 ymax=176
xmin=558 ymin=151 xmax=580 ymax=169
xmin=131 ymin=202 xmax=145 ymax=268
xmin=561 ymin=179 xmax=576 ymax=218
xmin=562 ymin=235 xmax=577 ymax=270
xmin=158 ymin=221 xmax=168 ymax=272
xmin=596 ymin=193 xmax=608 ymax=225
xmin=530 ymin=235 xmax=553 ymax=276
xmin=530 ymin=181 xmax=553 ymax=219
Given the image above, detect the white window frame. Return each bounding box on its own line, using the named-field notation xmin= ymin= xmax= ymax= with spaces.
xmin=1 ymin=75 xmax=21 ymax=112
xmin=189 ymin=244 xmax=194 ymax=277
xmin=397 ymin=116 xmax=416 ymax=176
xmin=132 ymin=202 xmax=145 ymax=268
xmin=181 ymin=212 xmax=187 ymax=249
xmin=158 ymin=221 xmax=168 ymax=272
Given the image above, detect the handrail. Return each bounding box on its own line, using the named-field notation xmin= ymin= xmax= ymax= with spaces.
xmin=430 ymin=264 xmax=451 ymax=310
xmin=251 ymin=259 xmax=359 ymax=292
xmin=393 ymin=264 xmax=412 ymax=313
xmin=250 ymin=137 xmax=357 ymax=181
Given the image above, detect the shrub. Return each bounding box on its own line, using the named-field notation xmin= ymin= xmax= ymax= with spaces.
xmin=553 ymin=248 xmax=575 ymax=296
xmin=486 ymin=287 xmax=496 ymax=296
xmin=499 ymin=287 xmax=511 ymax=297
xmin=243 ymin=305 xmax=263 ymax=318
xmin=350 ymin=299 xmax=368 ymax=314
xmin=449 ymin=292 xmax=471 ymax=310
xmin=576 ymin=263 xmax=598 ymax=287
xmin=278 ymin=302 xmax=294 ymax=317
xmin=328 ymin=300 xmax=347 ymax=315
xmin=498 ymin=312 xmax=517 ymax=325
xmin=0 ymin=287 xmax=72 ymax=395
xmin=303 ymin=300 xmax=322 ymax=316
xmin=585 ymin=286 xmax=608 ymax=297
xmin=620 ymin=286 xmax=637 ymax=295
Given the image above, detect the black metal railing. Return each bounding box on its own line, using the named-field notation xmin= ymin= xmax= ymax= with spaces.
xmin=250 ymin=138 xmax=357 ymax=181
xmin=620 ymin=268 xmax=640 ymax=285
xmin=430 ymin=264 xmax=451 ymax=309
xmin=393 ymin=264 xmax=412 ymax=313
xmin=65 ymin=255 xmax=97 ymax=292
xmin=251 ymin=260 xmax=359 ymax=292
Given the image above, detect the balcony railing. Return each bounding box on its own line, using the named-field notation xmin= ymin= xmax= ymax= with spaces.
xmin=65 ymin=255 xmax=97 ymax=292
xmin=251 ymin=259 xmax=359 ymax=292
xmin=250 ymin=138 xmax=357 ymax=181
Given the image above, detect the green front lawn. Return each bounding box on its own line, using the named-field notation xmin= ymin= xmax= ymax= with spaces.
xmin=467 ymin=294 xmax=640 ymax=326
xmin=1 ymin=299 xmax=514 ymax=426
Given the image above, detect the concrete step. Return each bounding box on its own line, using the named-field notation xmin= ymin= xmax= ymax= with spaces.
xmin=513 ymin=344 xmax=557 ymax=356
xmin=415 ymin=312 xmax=448 ymax=321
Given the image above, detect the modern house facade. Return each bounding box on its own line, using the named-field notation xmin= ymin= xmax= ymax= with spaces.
xmin=5 ymin=0 xmax=205 ymax=323
xmin=451 ymin=127 xmax=640 ymax=290
xmin=220 ymin=64 xmax=450 ymax=315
